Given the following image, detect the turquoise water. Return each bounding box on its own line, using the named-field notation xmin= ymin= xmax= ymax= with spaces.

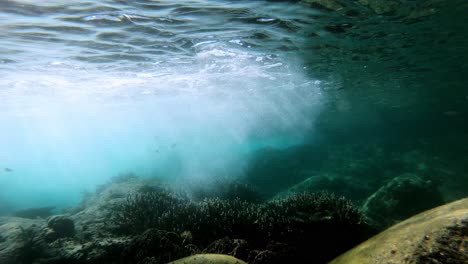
xmin=0 ymin=0 xmax=467 ymax=213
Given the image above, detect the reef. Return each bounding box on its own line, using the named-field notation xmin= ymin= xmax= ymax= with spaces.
xmin=2 ymin=129 xmax=466 ymax=264
xmin=0 ymin=176 xmax=370 ymax=264
xmin=362 ymin=173 xmax=444 ymax=229
xmin=2 ymin=126 xmax=467 ymax=263
xmin=0 ymin=169 xmax=466 ymax=264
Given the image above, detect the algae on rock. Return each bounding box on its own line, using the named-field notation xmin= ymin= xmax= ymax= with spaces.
xmin=330 ymin=198 xmax=468 ymax=264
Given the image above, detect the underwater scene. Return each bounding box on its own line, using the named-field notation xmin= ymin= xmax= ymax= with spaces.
xmin=0 ymin=0 xmax=467 ymax=263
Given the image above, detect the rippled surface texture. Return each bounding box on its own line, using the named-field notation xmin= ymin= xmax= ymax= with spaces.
xmin=0 ymin=0 xmax=467 ymax=211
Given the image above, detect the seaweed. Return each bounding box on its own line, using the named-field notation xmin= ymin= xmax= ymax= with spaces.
xmin=14 ymin=226 xmax=46 ymax=264
xmin=189 ymin=179 xmax=264 ymax=203
xmin=111 ymin=187 xmax=370 ymax=262
xmin=111 ymin=188 xmax=190 ymax=234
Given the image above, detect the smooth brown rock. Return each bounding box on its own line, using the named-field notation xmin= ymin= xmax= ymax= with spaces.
xmin=329 ymin=198 xmax=468 ymax=264
xmin=168 ymin=254 xmax=247 ymax=264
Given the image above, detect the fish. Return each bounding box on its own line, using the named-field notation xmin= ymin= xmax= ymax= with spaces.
xmin=4 ymin=168 xmax=13 ymax=172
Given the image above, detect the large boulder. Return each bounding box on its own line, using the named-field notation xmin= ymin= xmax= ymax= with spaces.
xmin=47 ymin=215 xmax=75 ymax=239
xmin=0 ymin=217 xmax=47 ymax=264
xmin=362 ymin=173 xmax=444 ymax=228
xmin=168 ymin=254 xmax=247 ymax=264
xmin=330 ymin=198 xmax=468 ymax=264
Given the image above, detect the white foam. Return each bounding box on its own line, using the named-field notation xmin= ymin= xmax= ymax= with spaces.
xmin=0 ymin=43 xmax=323 ymax=209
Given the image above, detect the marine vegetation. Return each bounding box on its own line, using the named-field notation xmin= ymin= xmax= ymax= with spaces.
xmin=112 ymin=186 xmax=258 ymax=246
xmin=121 ymin=229 xmax=197 ymax=264
xmin=258 ymin=192 xmax=365 ymax=230
xmin=188 ymin=179 xmax=264 ymax=203
xmin=13 ymin=226 xmax=45 ymax=264
xmin=187 ymin=197 xmax=258 ymax=246
xmin=112 ymin=187 xmax=190 ymax=234
xmin=254 ymin=192 xmax=369 ymax=263
xmin=111 ymin=188 xmax=369 ymax=263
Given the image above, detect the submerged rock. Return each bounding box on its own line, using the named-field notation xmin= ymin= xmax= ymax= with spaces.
xmin=203 ymin=238 xmax=296 ymax=264
xmin=168 ymin=254 xmax=247 ymax=264
xmin=12 ymin=206 xmax=55 ymax=219
xmin=47 ymin=215 xmax=75 ymax=239
xmin=330 ymin=198 xmax=468 ymax=264
xmin=0 ymin=217 xmax=47 ymax=264
xmin=0 ymin=176 xmax=373 ymax=264
xmin=362 ymin=173 xmax=444 ymax=229
xmin=203 ymin=238 xmax=251 ymax=261
xmin=121 ymin=228 xmax=197 ymax=264
xmin=43 ymin=237 xmax=131 ymax=263
xmin=248 ymin=244 xmax=292 ymax=264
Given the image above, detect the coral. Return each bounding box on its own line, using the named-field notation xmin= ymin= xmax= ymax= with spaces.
xmin=14 ymin=226 xmax=46 ymax=264
xmin=122 ymin=229 xmax=197 ymax=264
xmin=111 ymin=187 xmax=370 ymax=263
xmin=189 ymin=179 xmax=264 ymax=203
xmin=258 ymin=192 xmax=364 ymax=231
xmin=111 ymin=188 xmax=258 ymax=245
xmin=256 ymin=192 xmax=369 ymax=263
xmin=111 ymin=188 xmax=190 ymax=234
xmin=188 ymin=198 xmax=257 ymax=245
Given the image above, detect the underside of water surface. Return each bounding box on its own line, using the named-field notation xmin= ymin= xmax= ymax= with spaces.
xmin=0 ymin=0 xmax=467 ymax=263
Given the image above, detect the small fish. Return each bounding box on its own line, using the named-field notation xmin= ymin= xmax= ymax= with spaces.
xmin=4 ymin=168 xmax=13 ymax=172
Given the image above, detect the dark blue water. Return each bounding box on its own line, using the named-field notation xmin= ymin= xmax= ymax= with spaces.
xmin=0 ymin=0 xmax=467 ymax=213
